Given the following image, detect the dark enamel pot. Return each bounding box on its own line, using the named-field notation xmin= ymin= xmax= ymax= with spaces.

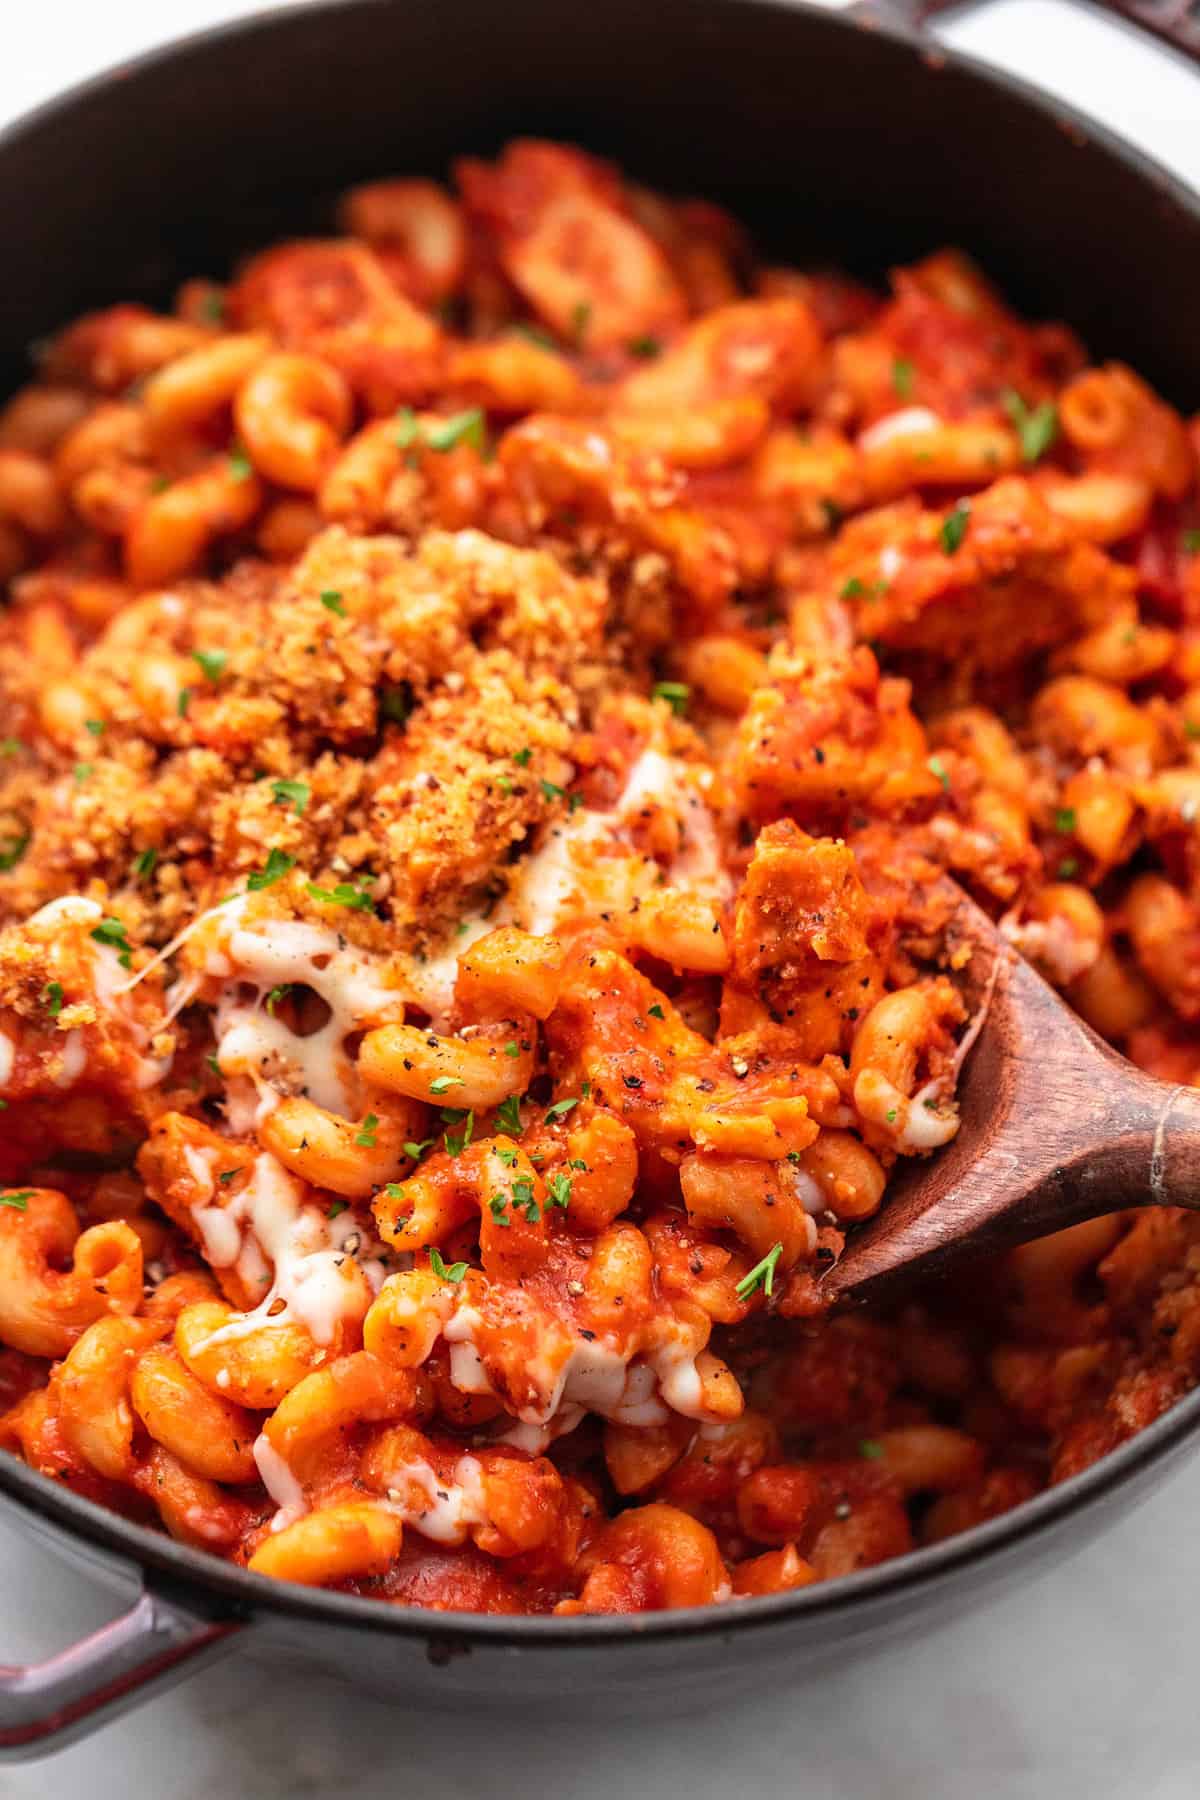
xmin=1 ymin=0 xmax=1197 ymax=1757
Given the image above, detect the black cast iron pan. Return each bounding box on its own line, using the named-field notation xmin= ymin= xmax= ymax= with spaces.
xmin=0 ymin=0 xmax=1198 ymax=1757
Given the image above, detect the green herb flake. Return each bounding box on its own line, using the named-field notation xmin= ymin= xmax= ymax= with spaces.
xmin=90 ymin=916 xmax=133 ymax=969
xmin=327 ymin=1199 xmax=349 ymax=1218
xmin=218 ymin=1167 xmax=245 ymax=1186
xmin=0 ymin=738 xmax=22 ymax=757
xmin=247 ymin=848 xmax=297 ymax=891
xmin=495 ymin=1145 xmax=519 ymax=1167
xmin=42 ymin=980 xmax=64 ymax=1016
xmin=133 ymin=847 xmax=158 ymax=883
xmin=1001 ymin=388 xmax=1058 ymax=465
xmin=355 ymin=1113 xmax=379 ymax=1148
xmin=177 ymin=687 xmax=192 ymax=719
xmin=84 ymin=718 xmax=105 ymax=737
xmin=0 ymin=1190 xmax=33 ymax=1212
xmin=304 ymin=877 xmax=376 ymax=914
xmin=495 ymin=1094 xmax=524 ymax=1134
xmin=394 ymin=407 xmax=421 ymax=450
xmin=429 ymin=1247 xmax=468 ymax=1283
xmin=192 ymin=648 xmax=229 ymax=683
xmin=206 ymin=1053 xmax=222 ymax=1078
xmin=647 ymin=1003 xmax=665 ymax=1020
xmin=73 ymin=762 xmax=92 ymax=785
xmin=545 ymin=1097 xmax=580 ymax=1123
xmin=735 ymin=1242 xmax=784 ymax=1302
xmin=939 ymin=502 xmax=971 ymax=555
xmin=572 ymin=299 xmax=592 ymax=345
xmin=228 ymin=448 xmax=254 ymax=481
xmin=858 ymin=1439 xmax=886 ymax=1461
xmin=403 ymin=1139 xmax=433 ymax=1162
xmin=444 ymin=1111 xmax=475 ymax=1157
xmin=547 ymin=1171 xmax=572 ymax=1210
xmin=513 ymin=747 xmax=532 ymax=768
xmin=512 ymin=1176 xmax=540 ymax=1224
xmin=1055 ymin=807 xmax=1077 ymax=835
xmin=840 ymin=577 xmax=868 ymax=601
xmin=652 ymin=680 xmax=690 ymax=717
xmin=1058 ymin=857 xmax=1080 ymax=880
xmin=425 ymin=408 xmax=487 ymax=454
xmin=1183 ymin=529 xmax=1200 ymax=555
xmin=200 ymin=290 xmax=226 ymax=324
xmin=320 ymin=589 xmax=347 ymax=617
xmin=429 ymin=1075 xmax=464 ymax=1096
xmin=379 ymin=684 xmax=412 ymax=726
xmin=271 ymin=778 xmax=310 ymax=817
xmin=0 ymin=833 xmax=29 ymax=872
xmin=540 ymin=778 xmax=565 ymax=802
xmin=628 ymin=334 xmax=661 ymax=359
xmin=927 ymin=755 xmax=951 ymax=791
xmin=892 ymin=357 xmax=915 ymax=400
xmin=265 ymin=984 xmax=292 ymax=1016
xmin=514 ymin=323 xmax=557 ymax=349
xmin=488 ymin=1193 xmax=512 ymax=1227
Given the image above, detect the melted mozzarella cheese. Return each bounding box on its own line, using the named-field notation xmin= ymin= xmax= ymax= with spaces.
xmin=0 ymin=1032 xmax=14 ymax=1088
xmin=859 ymin=406 xmax=942 ymax=452
xmin=214 ymin=908 xmax=407 ymax=1120
xmin=27 ymin=894 xmax=173 ymax=1090
xmin=194 ymin=1152 xmax=386 ymax=1350
xmin=384 ymin=1455 xmax=487 ymax=1545
xmin=253 ymin=1434 xmax=308 ymax=1533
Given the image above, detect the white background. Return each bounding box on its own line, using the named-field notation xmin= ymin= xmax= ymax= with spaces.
xmin=2 ymin=2 xmax=1199 ymax=1794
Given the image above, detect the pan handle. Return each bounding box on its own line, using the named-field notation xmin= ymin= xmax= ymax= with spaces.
xmin=863 ymin=0 xmax=1200 ymax=67
xmin=0 ymin=1584 xmax=241 ymax=1760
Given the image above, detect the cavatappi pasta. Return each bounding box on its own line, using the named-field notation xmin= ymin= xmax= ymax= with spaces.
xmin=1 ymin=140 xmax=1199 ymax=1612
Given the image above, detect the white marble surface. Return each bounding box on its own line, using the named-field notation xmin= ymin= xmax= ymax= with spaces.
xmin=2 ymin=0 xmax=1199 ymax=1791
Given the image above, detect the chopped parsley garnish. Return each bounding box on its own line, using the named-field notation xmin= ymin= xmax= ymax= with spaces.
xmin=1055 ymin=807 xmax=1077 ymax=835
xmin=513 ymin=747 xmax=532 ymax=768
xmin=90 ymin=916 xmax=133 ymax=969
xmin=1 ymin=1191 xmax=33 ymax=1211
xmin=1002 ymin=388 xmax=1058 ymax=465
xmin=547 ymin=1171 xmax=572 ymax=1210
xmin=327 ymin=1199 xmax=349 ymax=1218
xmin=271 ymin=778 xmax=310 ymax=817
xmin=206 ymin=1053 xmax=221 ymax=1077
xmin=0 ymin=833 xmax=29 ymax=872
xmin=304 ymin=876 xmax=375 ymax=913
xmin=495 ymin=1145 xmax=518 ymax=1167
xmin=572 ymin=299 xmax=592 ymax=344
xmin=228 ymin=448 xmax=254 ymax=481
xmin=379 ymin=684 xmax=412 ymax=726
xmin=0 ymin=738 xmax=22 ymax=757
xmin=540 ymin=778 xmax=565 ymax=802
xmin=735 ymin=1242 xmax=784 ymax=1302
xmin=85 ymin=718 xmax=105 ymax=737
xmin=1186 ymin=719 xmax=1200 ymax=741
xmin=200 ymin=290 xmax=225 ymax=323
xmin=544 ymin=1096 xmax=580 ymax=1123
xmin=840 ymin=577 xmax=868 ymax=600
xmin=514 ymin=323 xmax=557 ymax=349
xmin=647 ymin=1003 xmax=665 ymax=1020
xmin=265 ymin=984 xmax=291 ymax=1015
xmin=927 ymin=755 xmax=951 ymax=791
xmin=495 ymin=1094 xmax=524 ymax=1134
xmin=504 ymin=1040 xmax=521 ymax=1058
xmin=177 ymin=687 xmax=192 ymax=718
xmin=444 ymin=1110 xmax=475 ymax=1157
xmin=939 ymin=502 xmax=970 ymax=555
xmin=1058 ymin=857 xmax=1079 ymax=880
xmin=429 ymin=1247 xmax=468 ymax=1283
xmin=355 ymin=1113 xmax=379 ymax=1148
xmin=218 ymin=1167 xmax=244 ymax=1185
xmin=859 ymin=1439 xmax=885 ymax=1460
xmin=403 ymin=1139 xmax=434 ymax=1161
xmin=1183 ymin=529 xmax=1200 ymax=554
xmin=191 ymin=648 xmax=228 ymax=683
xmin=247 ymin=848 xmax=296 ymax=890
xmin=628 ymin=334 xmax=661 ymax=359
xmin=42 ymin=980 xmax=64 ymax=1016
xmin=652 ymin=680 xmax=690 ymax=717
xmin=488 ymin=1193 xmax=512 ymax=1227
xmin=892 ymin=357 xmax=915 ymax=399
xmin=133 ymin=847 xmax=158 ymax=883
xmin=74 ymin=762 xmax=92 ymax=784
xmin=320 ymin=589 xmax=346 ymax=617
xmin=395 ymin=407 xmax=421 ymax=450
xmin=887 ymin=1108 xmax=897 ymax=1122
xmin=424 ymin=408 xmax=487 ymax=454
xmin=384 ymin=1183 xmax=407 ymax=1200
xmin=429 ymin=1075 xmax=464 ymax=1096
xmin=512 ymin=1177 xmax=540 ymax=1223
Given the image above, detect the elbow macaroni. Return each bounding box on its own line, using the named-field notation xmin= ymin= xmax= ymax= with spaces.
xmin=0 ymin=137 xmax=1198 ymax=1616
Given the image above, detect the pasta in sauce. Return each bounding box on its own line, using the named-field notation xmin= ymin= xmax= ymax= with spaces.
xmin=0 ymin=139 xmax=1199 ymax=1612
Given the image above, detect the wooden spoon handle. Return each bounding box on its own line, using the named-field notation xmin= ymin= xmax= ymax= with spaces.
xmin=825 ymin=909 xmax=1200 ymax=1305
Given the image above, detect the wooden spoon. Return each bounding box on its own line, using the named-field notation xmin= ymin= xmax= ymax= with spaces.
xmin=822 ymin=882 xmax=1200 ymax=1306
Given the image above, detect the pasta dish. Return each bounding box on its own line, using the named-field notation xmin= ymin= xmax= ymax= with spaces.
xmin=0 ymin=140 xmax=1198 ymax=1613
